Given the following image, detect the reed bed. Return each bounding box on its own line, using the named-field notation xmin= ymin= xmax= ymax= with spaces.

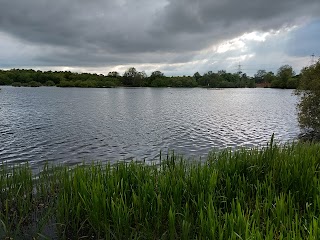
xmin=1 ymin=140 xmax=320 ymax=239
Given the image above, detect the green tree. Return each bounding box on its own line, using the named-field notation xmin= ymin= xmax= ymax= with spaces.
xmin=132 ymin=71 xmax=147 ymax=87
xmin=296 ymin=60 xmax=320 ymax=138
xmin=254 ymin=70 xmax=267 ymax=84
xmin=107 ymin=71 xmax=120 ymax=78
xmin=264 ymin=72 xmax=276 ymax=84
xmin=148 ymin=71 xmax=164 ymax=86
xmin=276 ymin=65 xmax=295 ymax=88
xmin=150 ymin=71 xmax=164 ymax=79
xmin=286 ymin=76 xmax=299 ymax=89
xmin=193 ymin=72 xmax=202 ymax=82
xmin=123 ymin=67 xmax=138 ymax=86
xmin=208 ymin=73 xmax=222 ymax=88
xmin=150 ymin=77 xmax=166 ymax=87
xmin=0 ymin=73 xmax=13 ymax=85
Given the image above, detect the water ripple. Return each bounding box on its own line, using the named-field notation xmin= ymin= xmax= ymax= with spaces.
xmin=0 ymin=87 xmax=299 ymax=170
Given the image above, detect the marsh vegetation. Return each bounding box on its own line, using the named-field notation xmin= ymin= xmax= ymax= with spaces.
xmin=1 ymin=140 xmax=320 ymax=239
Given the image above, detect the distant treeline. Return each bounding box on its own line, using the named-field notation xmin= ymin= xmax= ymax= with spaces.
xmin=0 ymin=65 xmax=299 ymax=88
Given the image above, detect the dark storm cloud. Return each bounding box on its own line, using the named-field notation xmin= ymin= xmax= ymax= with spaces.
xmin=158 ymin=0 xmax=320 ymax=31
xmin=0 ymin=0 xmax=319 ymax=67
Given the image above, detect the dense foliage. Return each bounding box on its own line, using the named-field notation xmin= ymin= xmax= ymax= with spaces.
xmin=0 ymin=65 xmax=300 ymax=88
xmin=296 ymin=60 xmax=320 ymax=137
xmin=195 ymin=70 xmax=255 ymax=88
xmin=1 ymin=141 xmax=320 ymax=239
xmin=253 ymin=65 xmax=299 ymax=89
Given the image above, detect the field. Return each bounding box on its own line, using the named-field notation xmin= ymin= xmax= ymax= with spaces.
xmin=1 ymin=138 xmax=320 ymax=239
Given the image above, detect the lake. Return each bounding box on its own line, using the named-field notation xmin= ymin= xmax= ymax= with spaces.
xmin=0 ymin=86 xmax=299 ymax=169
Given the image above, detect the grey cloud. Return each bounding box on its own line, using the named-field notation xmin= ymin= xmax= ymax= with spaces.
xmin=286 ymin=20 xmax=320 ymax=57
xmin=152 ymin=0 xmax=320 ymax=48
xmin=0 ymin=0 xmax=319 ymax=68
xmin=0 ymin=0 xmax=161 ymax=51
xmin=157 ymin=0 xmax=320 ymax=32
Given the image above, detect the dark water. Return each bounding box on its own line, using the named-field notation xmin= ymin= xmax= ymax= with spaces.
xmin=0 ymin=86 xmax=299 ymax=169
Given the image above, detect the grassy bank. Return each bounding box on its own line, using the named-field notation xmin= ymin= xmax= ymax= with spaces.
xmin=1 ymin=140 xmax=320 ymax=239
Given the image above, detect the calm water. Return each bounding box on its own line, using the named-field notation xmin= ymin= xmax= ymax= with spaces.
xmin=0 ymin=86 xmax=299 ymax=169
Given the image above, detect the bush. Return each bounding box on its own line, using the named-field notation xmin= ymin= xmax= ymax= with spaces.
xmin=296 ymin=60 xmax=320 ymax=135
xmin=27 ymin=81 xmax=41 ymax=87
xmin=12 ymin=82 xmax=22 ymax=87
xmin=286 ymin=78 xmax=299 ymax=89
xmin=44 ymin=80 xmax=55 ymax=86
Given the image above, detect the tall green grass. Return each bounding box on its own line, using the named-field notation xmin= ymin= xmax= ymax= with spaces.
xmin=1 ymin=141 xmax=320 ymax=239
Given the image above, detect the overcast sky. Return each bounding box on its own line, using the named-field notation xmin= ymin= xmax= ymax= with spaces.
xmin=0 ymin=0 xmax=319 ymax=76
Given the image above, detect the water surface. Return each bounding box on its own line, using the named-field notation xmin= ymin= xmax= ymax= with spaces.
xmin=0 ymin=87 xmax=299 ymax=169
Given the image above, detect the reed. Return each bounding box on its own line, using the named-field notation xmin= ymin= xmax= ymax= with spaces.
xmin=1 ymin=140 xmax=320 ymax=239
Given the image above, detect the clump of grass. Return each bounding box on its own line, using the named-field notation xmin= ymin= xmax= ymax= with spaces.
xmin=1 ymin=140 xmax=320 ymax=239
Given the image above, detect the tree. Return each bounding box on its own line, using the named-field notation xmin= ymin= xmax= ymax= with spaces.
xmin=254 ymin=70 xmax=267 ymax=84
xmin=264 ymin=72 xmax=276 ymax=84
xmin=132 ymin=71 xmax=147 ymax=87
xmin=296 ymin=60 xmax=320 ymax=138
xmin=108 ymin=71 xmax=120 ymax=78
xmin=0 ymin=73 xmax=13 ymax=85
xmin=193 ymin=72 xmax=201 ymax=81
xmin=208 ymin=73 xmax=222 ymax=88
xmin=122 ymin=68 xmax=147 ymax=86
xmin=123 ymin=67 xmax=138 ymax=86
xmin=276 ymin=65 xmax=295 ymax=88
xmin=148 ymin=71 xmax=164 ymax=86
xmin=150 ymin=71 xmax=164 ymax=79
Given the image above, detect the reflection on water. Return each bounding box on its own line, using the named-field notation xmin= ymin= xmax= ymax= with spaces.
xmin=0 ymin=86 xmax=299 ymax=169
